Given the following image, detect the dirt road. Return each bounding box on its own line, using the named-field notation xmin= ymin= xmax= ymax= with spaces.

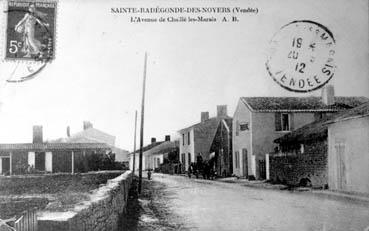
xmin=121 ymin=174 xmax=369 ymax=231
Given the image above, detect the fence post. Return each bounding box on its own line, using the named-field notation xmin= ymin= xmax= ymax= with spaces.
xmin=9 ymin=152 xmax=13 ymax=175
xmin=266 ymin=153 xmax=270 ymax=180
xmin=71 ymin=151 xmax=75 ymax=174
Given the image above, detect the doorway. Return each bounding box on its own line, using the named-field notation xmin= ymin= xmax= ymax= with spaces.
xmin=242 ymin=149 xmax=248 ymax=178
xmin=187 ymin=153 xmax=191 ymax=170
xmin=1 ymin=157 xmax=10 ymax=174
xmin=335 ymin=143 xmax=346 ymax=190
xmin=35 ymin=152 xmax=46 ymax=171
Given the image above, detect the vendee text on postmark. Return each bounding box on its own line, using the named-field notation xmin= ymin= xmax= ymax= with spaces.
xmin=266 ymin=20 xmax=336 ymax=93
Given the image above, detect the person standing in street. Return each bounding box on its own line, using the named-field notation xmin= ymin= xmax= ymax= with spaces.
xmin=187 ymin=165 xmax=192 ymax=178
xmin=147 ymin=169 xmax=152 ymax=180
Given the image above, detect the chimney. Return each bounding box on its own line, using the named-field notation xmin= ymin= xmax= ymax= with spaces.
xmin=322 ymin=85 xmax=335 ymax=105
xmin=201 ymin=112 xmax=209 ymax=122
xmin=83 ymin=121 xmax=93 ymax=130
xmin=66 ymin=126 xmax=71 ymax=137
xmin=217 ymin=105 xmax=228 ymax=117
xmin=165 ymin=135 xmax=170 ymax=141
xmin=33 ymin=125 xmax=43 ymax=143
xmin=151 ymin=137 xmax=156 ymax=144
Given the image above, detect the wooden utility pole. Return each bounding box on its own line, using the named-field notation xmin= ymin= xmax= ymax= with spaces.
xmin=138 ymin=52 xmax=148 ymax=194
xmin=132 ymin=110 xmax=138 ymax=175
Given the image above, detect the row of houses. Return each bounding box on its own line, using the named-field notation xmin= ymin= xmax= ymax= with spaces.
xmin=174 ymin=85 xmax=369 ymax=195
xmin=0 ymin=121 xmax=129 ymax=175
xmin=179 ymin=105 xmax=233 ymax=176
xmin=129 ymin=136 xmax=179 ymax=172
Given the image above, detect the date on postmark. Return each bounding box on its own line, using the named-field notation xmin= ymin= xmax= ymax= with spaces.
xmin=266 ymin=20 xmax=336 ymax=93
xmin=5 ymin=0 xmax=57 ymax=61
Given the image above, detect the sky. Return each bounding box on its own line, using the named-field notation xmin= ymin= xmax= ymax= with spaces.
xmin=0 ymin=0 xmax=368 ymax=151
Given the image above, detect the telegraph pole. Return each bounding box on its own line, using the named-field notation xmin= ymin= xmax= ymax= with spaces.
xmin=132 ymin=110 xmax=138 ymax=175
xmin=138 ymin=52 xmax=148 ymax=194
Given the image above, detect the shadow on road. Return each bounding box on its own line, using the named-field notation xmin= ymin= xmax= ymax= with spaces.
xmin=118 ymin=177 xmax=187 ymax=231
xmin=118 ymin=178 xmax=140 ymax=230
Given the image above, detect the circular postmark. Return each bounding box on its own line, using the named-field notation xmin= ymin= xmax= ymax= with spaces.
xmin=5 ymin=61 xmax=48 ymax=83
xmin=266 ymin=20 xmax=336 ymax=93
xmin=2 ymin=0 xmax=57 ymax=83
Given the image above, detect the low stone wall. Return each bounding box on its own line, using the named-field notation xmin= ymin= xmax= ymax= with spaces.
xmin=38 ymin=171 xmax=132 ymax=231
xmin=269 ymin=142 xmax=328 ymax=188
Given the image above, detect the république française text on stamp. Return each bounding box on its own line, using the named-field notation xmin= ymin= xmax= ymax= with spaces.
xmin=266 ymin=20 xmax=336 ymax=93
xmin=2 ymin=0 xmax=57 ymax=82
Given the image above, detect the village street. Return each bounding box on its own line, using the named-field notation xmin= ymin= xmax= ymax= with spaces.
xmin=123 ymin=173 xmax=369 ymax=231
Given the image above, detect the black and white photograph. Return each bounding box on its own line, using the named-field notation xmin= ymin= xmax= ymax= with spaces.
xmin=0 ymin=0 xmax=368 ymax=230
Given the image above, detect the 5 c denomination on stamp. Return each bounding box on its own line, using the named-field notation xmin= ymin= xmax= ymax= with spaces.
xmin=266 ymin=20 xmax=336 ymax=93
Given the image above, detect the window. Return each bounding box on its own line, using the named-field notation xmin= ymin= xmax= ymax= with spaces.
xmin=242 ymin=149 xmax=247 ymax=159
xmin=182 ymin=134 xmax=185 ymax=146
xmin=281 ymin=113 xmax=290 ymax=131
xmin=235 ymin=120 xmax=240 ymax=136
xmin=314 ymin=112 xmax=324 ymax=121
xmin=276 ymin=113 xmax=292 ymax=131
xmin=235 ymin=151 xmax=240 ymax=168
xmin=240 ymin=122 xmax=249 ymax=131
xmin=181 ymin=153 xmax=185 ymax=163
xmin=188 ymin=153 xmax=191 ymax=167
xmin=188 ymin=132 xmax=190 ymax=145
xmin=181 ymin=153 xmax=186 ymax=173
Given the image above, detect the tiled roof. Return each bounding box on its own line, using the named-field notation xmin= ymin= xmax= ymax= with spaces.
xmin=241 ymin=97 xmax=368 ymax=112
xmin=0 ymin=142 xmax=110 ymax=151
xmin=67 ymin=128 xmax=116 ymax=146
xmin=193 ymin=118 xmax=223 ymax=155
xmin=150 ymin=141 xmax=179 ymax=155
xmin=50 ymin=134 xmax=128 ymax=158
xmin=130 ymin=141 xmax=164 ymax=155
xmin=49 ymin=128 xmax=128 ymax=157
xmin=179 ymin=116 xmax=231 ymax=132
xmin=326 ymin=102 xmax=369 ymax=124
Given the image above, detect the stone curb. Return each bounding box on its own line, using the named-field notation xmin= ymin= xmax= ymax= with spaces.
xmin=310 ymin=190 xmax=369 ymax=205
xmin=171 ymin=174 xmax=369 ymax=205
xmin=218 ymin=178 xmax=369 ymax=205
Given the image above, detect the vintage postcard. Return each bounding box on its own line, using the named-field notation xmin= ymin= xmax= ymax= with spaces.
xmin=0 ymin=0 xmax=368 ymax=230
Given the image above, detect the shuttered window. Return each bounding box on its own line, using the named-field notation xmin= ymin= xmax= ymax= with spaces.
xmin=275 ymin=113 xmax=282 ymax=131
xmin=289 ymin=113 xmax=294 ymax=130
xmin=240 ymin=122 xmax=249 ymax=131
